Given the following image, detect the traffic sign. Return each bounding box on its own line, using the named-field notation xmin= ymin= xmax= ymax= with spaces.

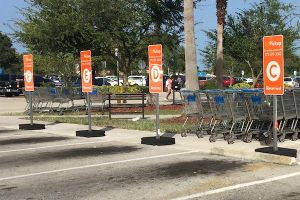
xmin=80 ymin=50 xmax=92 ymax=93
xmin=23 ymin=54 xmax=34 ymax=92
xmin=263 ymin=35 xmax=284 ymax=95
xmin=148 ymin=44 xmax=163 ymax=93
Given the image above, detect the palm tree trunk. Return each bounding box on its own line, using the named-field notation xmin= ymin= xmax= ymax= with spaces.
xmin=184 ymin=0 xmax=199 ymax=90
xmin=216 ymin=0 xmax=227 ymax=89
xmin=216 ymin=22 xmax=224 ymax=89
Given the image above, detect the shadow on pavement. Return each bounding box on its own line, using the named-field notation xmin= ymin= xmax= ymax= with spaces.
xmin=0 ymin=136 xmax=70 ymax=145
xmin=154 ymin=159 xmax=247 ymax=178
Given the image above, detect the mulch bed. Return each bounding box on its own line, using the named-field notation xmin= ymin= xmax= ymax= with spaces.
xmin=110 ymin=104 xmax=183 ymax=113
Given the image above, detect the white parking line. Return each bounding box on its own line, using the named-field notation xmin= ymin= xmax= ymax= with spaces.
xmin=0 ymin=140 xmax=112 ymax=154
xmin=0 ymin=150 xmax=198 ymax=181
xmin=0 ymin=133 xmax=38 ymax=138
xmin=172 ymin=171 xmax=300 ymax=200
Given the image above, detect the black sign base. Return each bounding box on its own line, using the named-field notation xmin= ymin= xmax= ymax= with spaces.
xmin=141 ymin=136 xmax=175 ymax=146
xmin=19 ymin=123 xmax=46 ymax=130
xmin=76 ymin=130 xmax=106 ymax=137
xmin=255 ymin=147 xmax=297 ymax=158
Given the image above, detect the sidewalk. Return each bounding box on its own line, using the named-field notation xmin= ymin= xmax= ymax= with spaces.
xmin=0 ymin=115 xmax=299 ymax=165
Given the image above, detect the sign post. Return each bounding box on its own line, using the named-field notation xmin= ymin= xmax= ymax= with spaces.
xmin=141 ymin=44 xmax=175 ymax=145
xmin=76 ymin=50 xmax=105 ymax=137
xmin=263 ymin=35 xmax=284 ymax=152
xmin=19 ymin=54 xmax=45 ymax=130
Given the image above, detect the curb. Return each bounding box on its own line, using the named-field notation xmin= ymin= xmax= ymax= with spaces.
xmin=211 ymin=147 xmax=298 ymax=166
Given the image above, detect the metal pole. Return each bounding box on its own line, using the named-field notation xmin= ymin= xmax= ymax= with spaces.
xmin=87 ymin=92 xmax=92 ymax=132
xmin=156 ymin=93 xmax=160 ymax=139
xmin=273 ymin=95 xmax=278 ymax=151
xmin=29 ymin=91 xmax=33 ymax=126
xmin=117 ymin=60 xmax=120 ymax=86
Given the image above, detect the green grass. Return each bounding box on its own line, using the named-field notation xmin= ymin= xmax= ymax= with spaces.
xmin=30 ymin=116 xmax=197 ymax=134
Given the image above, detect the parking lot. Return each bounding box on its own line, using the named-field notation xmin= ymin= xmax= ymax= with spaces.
xmin=1 ymin=96 xmax=300 ymax=199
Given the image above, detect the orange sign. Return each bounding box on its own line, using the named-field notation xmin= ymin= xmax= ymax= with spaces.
xmin=80 ymin=50 xmax=93 ymax=93
xmin=148 ymin=44 xmax=163 ymax=93
xmin=263 ymin=35 xmax=284 ymax=95
xmin=23 ymin=54 xmax=34 ymax=92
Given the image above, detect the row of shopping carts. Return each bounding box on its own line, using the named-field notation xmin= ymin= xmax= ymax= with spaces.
xmin=181 ymin=89 xmax=300 ymax=144
xmin=23 ymin=87 xmax=107 ymax=115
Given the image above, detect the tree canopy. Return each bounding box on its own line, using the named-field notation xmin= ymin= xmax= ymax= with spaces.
xmin=14 ymin=0 xmax=188 ymax=82
xmin=202 ymin=0 xmax=300 ymax=83
xmin=0 ymin=32 xmax=20 ymax=72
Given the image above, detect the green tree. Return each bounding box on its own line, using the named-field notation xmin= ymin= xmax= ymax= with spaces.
xmin=202 ymin=0 xmax=300 ymax=86
xmin=0 ymin=32 xmax=19 ymax=72
xmin=14 ymin=0 xmax=186 ymax=84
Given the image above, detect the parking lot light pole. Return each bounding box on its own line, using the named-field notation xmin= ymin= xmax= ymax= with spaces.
xmin=115 ymin=48 xmax=120 ymax=86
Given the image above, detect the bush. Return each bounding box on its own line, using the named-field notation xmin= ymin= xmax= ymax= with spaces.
xmin=94 ymin=85 xmax=149 ymax=94
xmin=201 ymin=79 xmax=217 ymax=90
xmin=230 ymin=82 xmax=251 ymax=89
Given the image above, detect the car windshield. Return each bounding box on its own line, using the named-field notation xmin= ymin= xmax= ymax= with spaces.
xmin=284 ymin=78 xmax=292 ymax=81
xmin=129 ymin=77 xmax=142 ymax=80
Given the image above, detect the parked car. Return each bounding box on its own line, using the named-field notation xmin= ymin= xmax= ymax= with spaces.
xmin=128 ymin=75 xmax=146 ymax=86
xmin=284 ymin=77 xmax=298 ymax=87
xmin=223 ymin=76 xmax=235 ymax=87
xmin=0 ymin=74 xmax=20 ymax=97
xmin=94 ymin=77 xmax=111 ymax=86
xmin=105 ymin=76 xmax=123 ymax=85
xmin=234 ymin=77 xmax=247 ymax=84
xmin=198 ymin=76 xmax=213 ymax=86
xmin=245 ymin=77 xmax=253 ymax=83
xmin=105 ymin=78 xmax=118 ymax=86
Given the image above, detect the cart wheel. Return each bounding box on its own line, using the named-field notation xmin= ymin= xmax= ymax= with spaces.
xmin=291 ymin=132 xmax=298 ymax=141
xmin=181 ymin=130 xmax=187 ymax=137
xmin=224 ymin=134 xmax=230 ymax=141
xmin=265 ymin=135 xmax=272 ymax=145
xmin=246 ymin=134 xmax=252 ymax=143
xmin=209 ymin=135 xmax=216 ymax=143
xmin=227 ymin=137 xmax=235 ymax=144
xmin=196 ymin=128 xmax=203 ymax=138
xmin=278 ymin=134 xmax=285 ymax=142
xmin=242 ymin=135 xmax=247 ymax=142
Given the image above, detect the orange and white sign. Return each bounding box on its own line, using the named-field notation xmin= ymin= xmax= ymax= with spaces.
xmin=148 ymin=44 xmax=163 ymax=93
xmin=23 ymin=54 xmax=34 ymax=92
xmin=80 ymin=50 xmax=92 ymax=93
xmin=263 ymin=35 xmax=284 ymax=95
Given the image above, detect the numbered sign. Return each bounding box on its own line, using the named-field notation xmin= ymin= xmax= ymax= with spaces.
xmin=148 ymin=45 xmax=163 ymax=93
xmin=23 ymin=54 xmax=34 ymax=92
xmin=80 ymin=50 xmax=92 ymax=93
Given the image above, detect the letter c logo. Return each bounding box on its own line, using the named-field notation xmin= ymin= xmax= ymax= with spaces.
xmin=266 ymin=61 xmax=280 ymax=82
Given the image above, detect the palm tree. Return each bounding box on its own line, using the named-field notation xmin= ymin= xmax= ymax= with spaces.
xmin=216 ymin=0 xmax=228 ymax=89
xmin=184 ymin=0 xmax=199 ymax=90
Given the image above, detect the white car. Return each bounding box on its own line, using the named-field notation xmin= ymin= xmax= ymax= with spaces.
xmin=105 ymin=76 xmax=123 ymax=85
xmin=284 ymin=77 xmax=298 ymax=87
xmin=128 ymin=75 xmax=146 ymax=86
xmin=245 ymin=78 xmax=253 ymax=83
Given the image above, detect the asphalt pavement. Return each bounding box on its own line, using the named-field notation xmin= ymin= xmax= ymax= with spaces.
xmin=1 ymin=95 xmax=300 ymax=199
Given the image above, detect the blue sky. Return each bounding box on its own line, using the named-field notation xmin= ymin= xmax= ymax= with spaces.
xmin=0 ymin=0 xmax=299 ymax=69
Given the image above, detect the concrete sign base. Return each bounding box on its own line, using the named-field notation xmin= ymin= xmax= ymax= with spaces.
xmin=141 ymin=136 xmax=175 ymax=146
xmin=255 ymin=147 xmax=297 ymax=158
xmin=76 ymin=130 xmax=105 ymax=137
xmin=19 ymin=123 xmax=45 ymax=130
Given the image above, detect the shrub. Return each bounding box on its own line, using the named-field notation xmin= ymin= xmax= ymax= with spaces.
xmin=230 ymin=82 xmax=251 ymax=89
xmin=201 ymin=79 xmax=217 ymax=90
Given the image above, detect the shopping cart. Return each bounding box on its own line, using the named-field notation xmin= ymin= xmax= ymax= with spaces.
xmin=205 ymin=90 xmax=232 ymax=143
xmin=180 ymin=90 xmax=203 ymax=138
xmin=242 ymin=89 xmax=267 ymax=143
xmin=279 ymin=90 xmax=298 ymax=141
